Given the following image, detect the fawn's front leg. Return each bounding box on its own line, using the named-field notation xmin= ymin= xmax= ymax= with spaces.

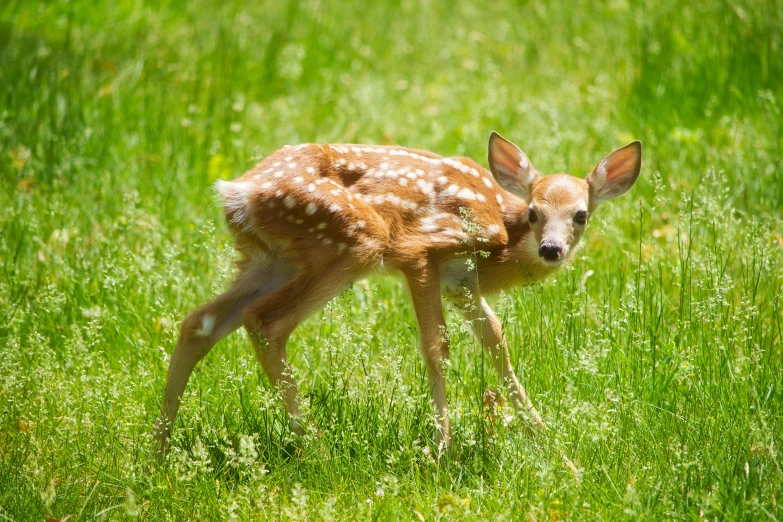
xmin=459 ymin=295 xmax=545 ymax=432
xmin=405 ymin=264 xmax=451 ymax=453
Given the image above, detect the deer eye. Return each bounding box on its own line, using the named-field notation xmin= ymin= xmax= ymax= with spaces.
xmin=574 ymin=210 xmax=588 ymax=225
xmin=528 ymin=208 xmax=539 ymax=224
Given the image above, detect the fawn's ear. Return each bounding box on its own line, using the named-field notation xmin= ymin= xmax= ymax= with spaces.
xmin=488 ymin=131 xmax=540 ymax=200
xmin=586 ymin=141 xmax=642 ymax=206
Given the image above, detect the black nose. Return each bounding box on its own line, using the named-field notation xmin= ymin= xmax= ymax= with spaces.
xmin=539 ymin=243 xmax=563 ymax=260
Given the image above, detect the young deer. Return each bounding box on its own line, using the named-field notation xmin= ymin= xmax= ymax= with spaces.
xmin=153 ymin=132 xmax=641 ymax=452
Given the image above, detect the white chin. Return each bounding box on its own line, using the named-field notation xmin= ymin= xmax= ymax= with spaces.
xmin=540 ymin=258 xmax=564 ymax=267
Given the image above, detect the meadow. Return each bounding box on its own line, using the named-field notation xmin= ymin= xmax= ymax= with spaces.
xmin=1 ymin=0 xmax=782 ymax=519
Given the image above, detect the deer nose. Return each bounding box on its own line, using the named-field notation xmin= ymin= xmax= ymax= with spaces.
xmin=539 ymin=243 xmax=563 ymax=260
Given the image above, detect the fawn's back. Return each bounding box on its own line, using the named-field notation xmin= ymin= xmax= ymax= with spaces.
xmin=215 ymin=143 xmax=515 ymax=273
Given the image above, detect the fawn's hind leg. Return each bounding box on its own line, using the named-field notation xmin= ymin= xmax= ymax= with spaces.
xmin=242 ymin=256 xmax=360 ymax=434
xmin=154 ymin=261 xmax=292 ymax=452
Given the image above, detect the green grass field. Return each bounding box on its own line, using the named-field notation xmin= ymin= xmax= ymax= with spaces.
xmin=2 ymin=0 xmax=782 ymax=519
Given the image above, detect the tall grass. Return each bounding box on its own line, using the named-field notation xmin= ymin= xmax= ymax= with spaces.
xmin=1 ymin=0 xmax=781 ymax=519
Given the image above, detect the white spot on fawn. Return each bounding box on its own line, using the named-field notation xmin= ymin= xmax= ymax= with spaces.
xmin=419 ymin=212 xmax=454 ymax=233
xmin=457 ymin=188 xmax=477 ymax=201
xmin=443 ymin=157 xmax=470 ymax=173
xmin=196 ymin=314 xmax=216 ymax=337
xmin=306 ymin=167 xmax=315 ymax=174
xmin=442 ymin=184 xmax=459 ymax=197
xmin=283 ymin=195 xmax=296 ymax=209
xmin=416 ymin=179 xmax=436 ymax=198
xmin=482 ymin=177 xmax=493 ymax=189
xmin=305 ymin=203 xmax=317 ymax=215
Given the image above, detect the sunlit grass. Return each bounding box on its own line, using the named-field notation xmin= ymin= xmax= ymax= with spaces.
xmin=1 ymin=0 xmax=781 ymax=519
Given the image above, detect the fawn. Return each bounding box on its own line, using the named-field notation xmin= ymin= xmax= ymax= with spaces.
xmin=153 ymin=132 xmax=641 ymax=453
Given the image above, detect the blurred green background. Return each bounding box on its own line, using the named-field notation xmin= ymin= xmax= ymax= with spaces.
xmin=1 ymin=0 xmax=781 ymax=520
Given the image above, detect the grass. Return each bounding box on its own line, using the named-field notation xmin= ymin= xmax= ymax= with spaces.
xmin=1 ymin=0 xmax=782 ymax=519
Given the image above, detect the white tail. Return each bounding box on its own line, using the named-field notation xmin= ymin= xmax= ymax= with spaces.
xmin=154 ymin=134 xmax=641 ymax=453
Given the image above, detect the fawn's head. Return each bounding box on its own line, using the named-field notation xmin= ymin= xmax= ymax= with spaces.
xmin=488 ymin=132 xmax=642 ymax=267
